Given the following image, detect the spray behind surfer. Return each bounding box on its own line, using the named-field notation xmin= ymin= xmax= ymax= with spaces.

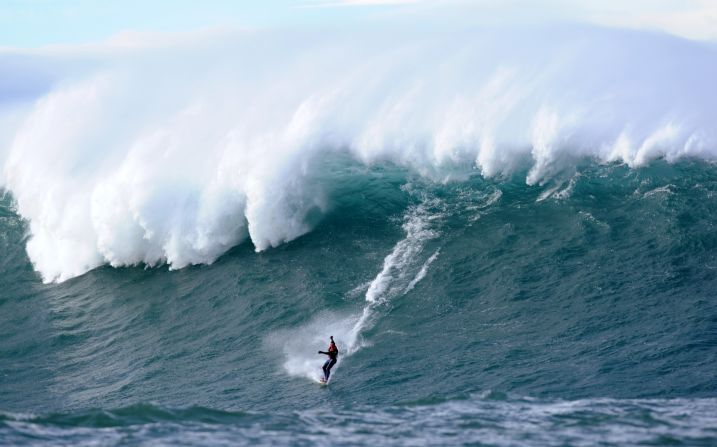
xmin=318 ymin=336 xmax=339 ymax=382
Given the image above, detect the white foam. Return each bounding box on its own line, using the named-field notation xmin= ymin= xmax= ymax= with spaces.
xmin=365 ymin=202 xmax=440 ymax=303
xmin=1 ymin=26 xmax=716 ymax=281
xmin=405 ymin=249 xmax=440 ymax=294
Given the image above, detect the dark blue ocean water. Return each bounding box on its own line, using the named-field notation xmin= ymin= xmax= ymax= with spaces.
xmin=1 ymin=160 xmax=716 ymax=446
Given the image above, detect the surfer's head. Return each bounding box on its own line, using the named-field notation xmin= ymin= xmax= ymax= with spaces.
xmin=330 ymin=336 xmax=334 ymax=342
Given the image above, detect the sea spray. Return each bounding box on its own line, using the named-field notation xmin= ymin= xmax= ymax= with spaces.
xmin=1 ymin=26 xmax=716 ymax=282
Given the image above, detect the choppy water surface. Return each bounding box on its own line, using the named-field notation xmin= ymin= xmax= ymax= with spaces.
xmin=2 ymin=21 xmax=717 ymax=446
xmin=1 ymin=160 xmax=717 ymax=445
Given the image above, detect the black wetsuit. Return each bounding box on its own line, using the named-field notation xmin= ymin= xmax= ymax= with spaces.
xmin=320 ymin=343 xmax=338 ymax=381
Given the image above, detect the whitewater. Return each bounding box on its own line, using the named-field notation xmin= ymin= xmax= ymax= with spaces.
xmin=2 ymin=26 xmax=716 ymax=283
xmin=1 ymin=23 xmax=717 ymax=447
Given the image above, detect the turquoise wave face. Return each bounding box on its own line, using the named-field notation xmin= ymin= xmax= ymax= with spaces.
xmin=1 ymin=160 xmax=716 ymax=445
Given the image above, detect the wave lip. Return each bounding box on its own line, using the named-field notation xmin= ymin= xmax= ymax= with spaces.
xmin=2 ymin=26 xmax=717 ymax=282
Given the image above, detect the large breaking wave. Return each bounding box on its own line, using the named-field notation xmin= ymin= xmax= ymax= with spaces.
xmin=1 ymin=25 xmax=716 ymax=282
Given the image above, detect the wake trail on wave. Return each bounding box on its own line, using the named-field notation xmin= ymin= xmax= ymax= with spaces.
xmin=277 ymin=194 xmax=444 ymax=382
xmin=275 ymin=178 xmax=509 ymax=382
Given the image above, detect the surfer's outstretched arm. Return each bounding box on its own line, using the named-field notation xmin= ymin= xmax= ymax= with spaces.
xmin=318 ymin=351 xmax=327 ymax=355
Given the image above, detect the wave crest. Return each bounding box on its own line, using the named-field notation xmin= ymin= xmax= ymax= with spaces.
xmin=2 ymin=26 xmax=716 ymax=282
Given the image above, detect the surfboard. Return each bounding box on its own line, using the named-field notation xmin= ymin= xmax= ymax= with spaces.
xmin=319 ymin=378 xmax=328 ymax=385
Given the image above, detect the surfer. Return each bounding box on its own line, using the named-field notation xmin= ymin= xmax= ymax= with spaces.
xmin=318 ymin=336 xmax=339 ymax=382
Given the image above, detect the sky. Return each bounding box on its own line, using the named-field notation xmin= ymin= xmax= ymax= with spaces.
xmin=0 ymin=0 xmax=716 ymax=48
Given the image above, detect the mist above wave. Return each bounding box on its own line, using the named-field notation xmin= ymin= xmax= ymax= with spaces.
xmin=1 ymin=25 xmax=715 ymax=282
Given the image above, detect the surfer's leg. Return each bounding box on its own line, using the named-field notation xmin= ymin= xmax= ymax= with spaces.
xmin=322 ymin=359 xmax=330 ymax=380
xmin=325 ymin=358 xmax=337 ymax=380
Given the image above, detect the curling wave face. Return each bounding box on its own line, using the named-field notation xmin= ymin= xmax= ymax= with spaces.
xmin=1 ymin=26 xmax=717 ymax=282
